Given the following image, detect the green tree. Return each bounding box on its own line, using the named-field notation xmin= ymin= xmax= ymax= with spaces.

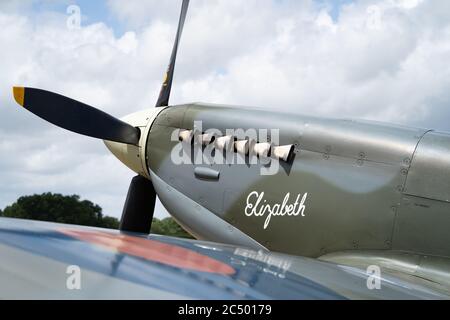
xmin=2 ymin=193 xmax=194 ymax=238
xmin=151 ymin=217 xmax=194 ymax=239
xmin=2 ymin=193 xmax=119 ymax=229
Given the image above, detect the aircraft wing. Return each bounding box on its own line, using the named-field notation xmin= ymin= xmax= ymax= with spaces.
xmin=0 ymin=217 xmax=447 ymax=300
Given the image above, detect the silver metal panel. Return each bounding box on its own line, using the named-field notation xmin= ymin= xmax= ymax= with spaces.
xmin=393 ymin=195 xmax=450 ymax=257
xmin=180 ymin=103 xmax=427 ymax=165
xmin=404 ymin=131 xmax=450 ymax=202
xmin=1 ymin=218 xmax=448 ymax=299
xmin=319 ymin=250 xmax=450 ymax=296
xmin=219 ymin=149 xmax=402 ymax=257
xmin=0 ymin=244 xmax=188 ymax=300
xmin=149 ymin=169 xmax=267 ymax=251
xmin=148 ymin=105 xmax=420 ymax=257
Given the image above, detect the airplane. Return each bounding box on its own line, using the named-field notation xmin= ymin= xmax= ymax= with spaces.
xmin=8 ymin=0 xmax=450 ymax=298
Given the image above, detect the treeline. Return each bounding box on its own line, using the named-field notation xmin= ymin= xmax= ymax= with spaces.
xmin=0 ymin=193 xmax=193 ymax=239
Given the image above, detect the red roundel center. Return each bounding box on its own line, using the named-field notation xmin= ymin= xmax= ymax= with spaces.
xmin=59 ymin=228 xmax=235 ymax=275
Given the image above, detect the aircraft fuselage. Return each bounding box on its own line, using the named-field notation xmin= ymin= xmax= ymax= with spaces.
xmin=145 ymin=103 xmax=450 ymax=259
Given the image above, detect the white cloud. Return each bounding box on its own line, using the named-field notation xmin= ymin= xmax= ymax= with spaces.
xmin=1 ymin=0 xmax=450 ymax=219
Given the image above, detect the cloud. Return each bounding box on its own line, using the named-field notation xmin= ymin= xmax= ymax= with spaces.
xmin=0 ymin=8 xmax=153 ymax=217
xmin=1 ymin=0 xmax=450 ymax=219
xmin=106 ymin=0 xmax=450 ymax=127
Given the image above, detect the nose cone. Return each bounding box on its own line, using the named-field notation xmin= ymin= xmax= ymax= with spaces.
xmin=104 ymin=108 xmax=165 ymax=179
xmin=104 ymin=139 xmax=146 ymax=176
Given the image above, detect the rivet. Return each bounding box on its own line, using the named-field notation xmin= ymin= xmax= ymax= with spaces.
xmin=359 ymin=152 xmax=366 ymax=159
xmin=323 ymin=154 xmax=330 ymax=160
xmin=401 ymin=168 xmax=408 ymax=175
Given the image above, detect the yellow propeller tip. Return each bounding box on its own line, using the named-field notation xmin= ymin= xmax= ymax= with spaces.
xmin=13 ymin=86 xmax=25 ymax=106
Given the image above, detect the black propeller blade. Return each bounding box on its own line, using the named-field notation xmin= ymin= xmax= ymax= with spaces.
xmin=13 ymin=87 xmax=141 ymax=145
xmin=155 ymin=0 xmax=190 ymax=108
xmin=120 ymin=175 xmax=157 ymax=234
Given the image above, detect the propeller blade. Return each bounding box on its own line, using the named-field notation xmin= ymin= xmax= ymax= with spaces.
xmin=120 ymin=175 xmax=156 ymax=234
xmin=13 ymin=87 xmax=140 ymax=145
xmin=155 ymin=0 xmax=190 ymax=108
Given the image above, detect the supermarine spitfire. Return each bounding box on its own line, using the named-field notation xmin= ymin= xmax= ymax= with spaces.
xmin=10 ymin=0 xmax=450 ymax=296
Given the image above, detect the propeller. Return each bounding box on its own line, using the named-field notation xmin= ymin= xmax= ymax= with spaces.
xmin=13 ymin=87 xmax=141 ymax=145
xmin=11 ymin=0 xmax=191 ymax=234
xmin=155 ymin=0 xmax=190 ymax=108
xmin=120 ymin=175 xmax=157 ymax=234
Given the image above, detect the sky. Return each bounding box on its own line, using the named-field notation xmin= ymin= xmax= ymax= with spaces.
xmin=1 ymin=0 xmax=450 ymax=219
